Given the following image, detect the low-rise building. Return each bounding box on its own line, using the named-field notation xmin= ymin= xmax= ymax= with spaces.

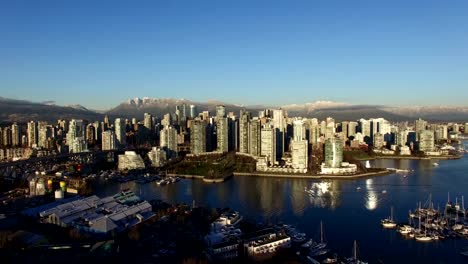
xmin=38 ymin=190 xmax=154 ymax=234
xmin=205 ymin=211 xmax=243 ymax=261
xmin=147 ymin=147 xmax=167 ymax=167
xmin=320 ymin=162 xmax=358 ymax=175
xmin=399 ymin=146 xmax=411 ymax=155
xmin=118 ymin=151 xmax=145 ymax=170
xmin=244 ymin=230 xmax=291 ymax=257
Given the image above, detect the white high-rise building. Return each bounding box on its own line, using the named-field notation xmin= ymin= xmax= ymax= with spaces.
xmin=293 ymin=119 xmax=306 ymax=141
xmin=114 ymin=118 xmax=126 ymax=148
xmin=291 ymin=139 xmax=308 ymax=172
xmin=307 ymin=118 xmax=319 ymax=146
xmin=272 ymin=109 xmax=286 ymax=158
xmin=11 ymin=123 xmax=20 ymax=147
xmin=189 ymin=105 xmax=197 ymax=119
xmin=190 ymin=119 xmax=206 ymax=155
xmin=144 ymin=113 xmax=153 ymax=131
xmin=373 ymin=132 xmax=385 ymax=148
xmin=217 ymin=118 xmax=229 ymax=153
xmin=261 ymin=125 xmax=276 ymax=165
xmin=102 ymin=130 xmax=117 ymax=151
xmin=160 ymin=125 xmax=178 ymax=158
xmin=359 ymin=119 xmax=371 ymax=141
xmin=38 ymin=125 xmax=52 ymax=148
xmin=324 ymin=137 xmax=343 ymax=168
xmin=67 ymin=120 xmax=84 ymax=141
xmin=348 ymin=122 xmax=358 ymax=138
xmin=419 ymin=130 xmax=435 ymax=153
xmin=371 ymin=118 xmax=391 ymax=138
xmin=27 ymin=121 xmax=37 ymax=147
xmin=325 ymin=122 xmax=335 ymax=140
xmin=66 ymin=120 xmax=85 ymax=152
xmin=249 ymin=119 xmax=261 ymax=157
xmin=397 ymin=130 xmax=408 ymax=147
xmin=70 ymin=137 xmax=87 ymax=153
xmin=435 ymin=125 xmax=448 ymax=141
xmin=216 ymin=105 xmax=226 ymax=119
xmin=239 ymin=111 xmax=250 ymax=153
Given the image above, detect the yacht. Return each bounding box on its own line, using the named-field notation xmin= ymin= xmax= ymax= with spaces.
xmin=301 ymin=239 xmax=315 ymax=249
xmin=381 ymin=206 xmax=397 ymax=228
xmin=309 ymin=248 xmax=330 ymax=257
xmin=322 ymin=254 xmax=339 ymax=264
xmin=415 ymin=233 xmax=433 ymax=242
xmin=398 ymin=225 xmax=414 ymax=235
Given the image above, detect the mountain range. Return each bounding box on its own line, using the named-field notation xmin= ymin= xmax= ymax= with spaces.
xmin=0 ymin=96 xmax=467 ymax=124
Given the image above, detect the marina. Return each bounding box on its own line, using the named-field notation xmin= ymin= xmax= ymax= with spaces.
xmin=91 ymin=154 xmax=468 ymax=263
xmin=390 ymin=193 xmax=468 ymax=242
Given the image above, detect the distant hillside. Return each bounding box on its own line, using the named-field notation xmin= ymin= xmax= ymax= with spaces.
xmin=384 ymin=106 xmax=468 ymax=122
xmin=105 ymin=97 xmax=263 ymax=119
xmin=0 ymin=97 xmax=104 ymax=124
xmin=2 ymin=96 xmax=468 ymax=124
xmin=286 ymin=105 xmax=410 ymax=122
xmin=106 ymin=98 xmax=413 ymax=121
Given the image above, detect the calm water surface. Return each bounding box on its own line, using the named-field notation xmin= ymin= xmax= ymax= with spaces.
xmin=94 ymin=153 xmax=468 ymax=264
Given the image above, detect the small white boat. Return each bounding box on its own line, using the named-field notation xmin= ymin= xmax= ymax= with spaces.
xmin=381 ymin=206 xmax=397 ymax=228
xmin=382 ymin=190 xmax=387 ymax=194
xmin=415 ymin=234 xmax=433 ymax=242
xmin=398 ymin=225 xmax=414 ymax=235
xmin=433 ymin=162 xmax=439 ymax=166
xmin=356 ymin=187 xmax=362 ymax=190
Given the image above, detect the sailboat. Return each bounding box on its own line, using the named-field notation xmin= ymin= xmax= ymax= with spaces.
xmin=346 ymin=240 xmax=368 ymax=264
xmin=309 ymin=221 xmax=329 ymax=257
xmin=381 ymin=206 xmax=397 ymax=228
xmin=415 ymin=230 xmax=433 ymax=242
xmin=415 ymin=216 xmax=432 ymax=242
xmin=399 ymin=210 xmax=414 ymax=235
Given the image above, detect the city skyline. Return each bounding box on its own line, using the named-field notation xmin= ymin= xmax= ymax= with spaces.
xmin=2 ymin=0 xmax=468 ymax=109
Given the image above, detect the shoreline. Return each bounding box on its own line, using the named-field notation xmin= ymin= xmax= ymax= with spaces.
xmin=353 ymin=155 xmax=462 ymax=161
xmin=167 ymin=169 xmax=393 ymax=181
xmin=373 ymin=155 xmax=462 ymax=160
xmin=166 ymin=173 xmax=232 ymax=183
xmin=233 ymin=169 xmax=392 ymax=180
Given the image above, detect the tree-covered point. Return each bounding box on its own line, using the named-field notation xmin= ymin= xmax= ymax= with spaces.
xmin=167 ymin=152 xmax=256 ymax=177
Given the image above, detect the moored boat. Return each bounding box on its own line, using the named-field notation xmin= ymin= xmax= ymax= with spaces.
xmin=381 ymin=206 xmax=397 ymax=228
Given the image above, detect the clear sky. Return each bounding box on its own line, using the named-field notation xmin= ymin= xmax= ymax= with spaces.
xmin=1 ymin=0 xmax=467 ymax=110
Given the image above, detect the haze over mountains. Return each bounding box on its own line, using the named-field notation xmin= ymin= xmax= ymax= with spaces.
xmin=1 ymin=96 xmax=467 ymax=124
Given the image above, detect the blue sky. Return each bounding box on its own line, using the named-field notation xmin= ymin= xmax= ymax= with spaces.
xmin=1 ymin=0 xmax=467 ymax=110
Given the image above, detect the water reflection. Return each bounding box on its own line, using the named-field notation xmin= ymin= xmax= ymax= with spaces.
xmin=290 ymin=180 xmax=307 ymax=217
xmin=365 ymin=178 xmax=379 ymax=210
xmin=305 ymin=181 xmax=341 ymax=209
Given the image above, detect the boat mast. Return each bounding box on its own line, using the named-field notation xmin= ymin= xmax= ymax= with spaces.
xmin=391 ymin=206 xmax=394 ymax=221
xmin=463 ymin=196 xmax=466 ymax=219
xmin=429 ymin=193 xmax=432 ymax=210
xmin=320 ymin=221 xmax=323 ymax=243
xmin=354 ymin=240 xmax=357 ymax=261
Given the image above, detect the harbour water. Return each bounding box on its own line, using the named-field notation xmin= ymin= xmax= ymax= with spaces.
xmin=93 ymin=154 xmax=468 ymax=263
